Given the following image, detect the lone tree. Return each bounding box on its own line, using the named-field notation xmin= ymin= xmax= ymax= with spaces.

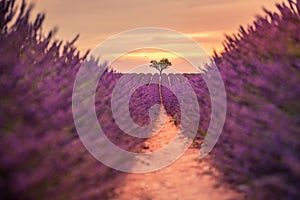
xmin=150 ymin=58 xmax=172 ymax=75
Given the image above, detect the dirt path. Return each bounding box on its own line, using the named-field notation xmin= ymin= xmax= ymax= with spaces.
xmin=108 ymin=112 xmax=244 ymax=200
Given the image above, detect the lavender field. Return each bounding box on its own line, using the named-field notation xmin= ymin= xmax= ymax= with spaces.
xmin=0 ymin=0 xmax=300 ymax=199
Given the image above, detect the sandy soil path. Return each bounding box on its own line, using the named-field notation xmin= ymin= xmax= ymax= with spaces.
xmin=108 ymin=113 xmax=244 ymax=200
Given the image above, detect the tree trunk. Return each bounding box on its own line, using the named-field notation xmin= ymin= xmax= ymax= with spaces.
xmin=159 ymin=74 xmax=163 ymax=105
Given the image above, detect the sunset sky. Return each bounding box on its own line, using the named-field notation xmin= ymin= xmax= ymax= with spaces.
xmin=26 ymin=0 xmax=279 ymax=72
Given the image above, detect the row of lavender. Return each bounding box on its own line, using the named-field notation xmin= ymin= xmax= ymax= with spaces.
xmin=97 ymin=72 xmax=161 ymax=149
xmin=103 ymin=72 xmax=209 ymax=139
xmin=160 ymin=73 xmax=211 ymax=138
xmin=210 ymin=1 xmax=300 ymax=199
xmin=0 ymin=1 xmax=162 ymax=199
xmin=0 ymin=0 xmax=114 ymax=199
xmin=129 ymin=73 xmax=160 ymax=127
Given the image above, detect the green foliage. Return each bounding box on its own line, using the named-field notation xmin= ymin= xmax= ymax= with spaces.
xmin=149 ymin=58 xmax=172 ymax=75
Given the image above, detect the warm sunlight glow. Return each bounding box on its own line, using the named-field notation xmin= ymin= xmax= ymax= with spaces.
xmin=110 ymin=49 xmax=199 ymax=73
xmin=124 ymin=50 xmax=179 ymax=60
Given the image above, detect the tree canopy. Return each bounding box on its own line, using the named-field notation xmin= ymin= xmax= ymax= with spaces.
xmin=149 ymin=58 xmax=172 ymax=75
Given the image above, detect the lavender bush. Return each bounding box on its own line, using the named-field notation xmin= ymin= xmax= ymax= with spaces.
xmin=129 ymin=73 xmax=161 ymax=126
xmin=184 ymin=74 xmax=211 ymax=137
xmin=211 ymin=0 xmax=300 ymax=199
xmin=160 ymin=73 xmax=180 ymax=121
xmin=0 ymin=0 xmax=126 ymax=199
xmin=160 ymin=73 xmax=211 ymax=140
xmin=96 ymin=72 xmax=162 ymax=150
